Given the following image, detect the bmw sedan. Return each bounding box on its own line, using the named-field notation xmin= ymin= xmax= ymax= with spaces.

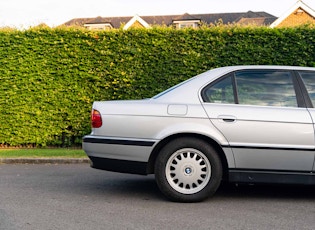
xmin=83 ymin=66 xmax=315 ymax=202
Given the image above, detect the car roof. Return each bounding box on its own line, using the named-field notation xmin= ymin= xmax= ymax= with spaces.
xmin=153 ymin=65 xmax=315 ymax=103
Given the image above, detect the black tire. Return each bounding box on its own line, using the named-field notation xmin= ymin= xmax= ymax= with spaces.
xmin=154 ymin=137 xmax=222 ymax=202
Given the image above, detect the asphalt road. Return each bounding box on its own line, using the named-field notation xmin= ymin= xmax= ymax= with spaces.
xmin=0 ymin=164 xmax=314 ymax=230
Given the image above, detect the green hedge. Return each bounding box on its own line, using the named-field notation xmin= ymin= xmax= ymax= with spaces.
xmin=0 ymin=26 xmax=314 ymax=146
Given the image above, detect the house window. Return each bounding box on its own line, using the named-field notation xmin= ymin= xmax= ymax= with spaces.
xmin=179 ymin=22 xmax=198 ymax=28
xmin=84 ymin=23 xmax=113 ymax=30
xmin=173 ymin=20 xmax=200 ymax=29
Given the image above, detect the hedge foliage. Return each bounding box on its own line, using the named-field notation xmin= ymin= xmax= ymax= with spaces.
xmin=0 ymin=26 xmax=314 ymax=146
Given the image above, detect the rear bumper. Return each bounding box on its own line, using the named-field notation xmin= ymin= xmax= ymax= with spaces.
xmin=82 ymin=135 xmax=156 ymax=174
xmin=89 ymin=156 xmax=148 ymax=175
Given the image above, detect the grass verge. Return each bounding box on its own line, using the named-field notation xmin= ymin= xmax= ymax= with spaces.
xmin=0 ymin=148 xmax=87 ymax=158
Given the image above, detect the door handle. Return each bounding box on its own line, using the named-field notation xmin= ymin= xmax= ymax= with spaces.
xmin=218 ymin=115 xmax=237 ymax=123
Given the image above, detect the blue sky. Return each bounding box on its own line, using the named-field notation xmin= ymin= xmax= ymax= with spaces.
xmin=0 ymin=0 xmax=314 ymax=28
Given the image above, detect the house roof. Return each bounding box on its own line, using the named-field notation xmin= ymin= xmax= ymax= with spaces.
xmin=197 ymin=11 xmax=275 ymax=24
xmin=64 ymin=16 xmax=131 ymax=28
xmin=64 ymin=11 xmax=277 ymax=28
xmin=237 ymin=17 xmax=265 ymax=25
xmin=123 ymin=15 xmax=151 ymax=30
xmin=270 ymin=0 xmax=315 ymax=28
xmin=173 ymin=13 xmax=200 ymax=21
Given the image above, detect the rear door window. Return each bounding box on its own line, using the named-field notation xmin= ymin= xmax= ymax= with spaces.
xmin=203 ymin=70 xmax=298 ymax=107
xmin=235 ymin=70 xmax=297 ymax=107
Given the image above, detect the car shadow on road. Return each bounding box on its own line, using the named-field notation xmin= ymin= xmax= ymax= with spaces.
xmin=83 ymin=173 xmax=315 ymax=202
xmin=216 ymin=182 xmax=315 ymax=200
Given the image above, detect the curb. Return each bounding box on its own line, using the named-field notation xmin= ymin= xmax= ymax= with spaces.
xmin=0 ymin=158 xmax=90 ymax=164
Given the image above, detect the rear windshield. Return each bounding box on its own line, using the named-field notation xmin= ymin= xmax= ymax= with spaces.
xmin=152 ymin=77 xmax=195 ymax=99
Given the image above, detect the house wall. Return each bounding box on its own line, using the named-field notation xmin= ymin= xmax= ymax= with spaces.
xmin=277 ymin=7 xmax=315 ymax=27
xmin=129 ymin=20 xmax=145 ymax=29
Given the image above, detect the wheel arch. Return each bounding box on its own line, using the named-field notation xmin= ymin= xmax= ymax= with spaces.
xmin=147 ymin=133 xmax=229 ymax=180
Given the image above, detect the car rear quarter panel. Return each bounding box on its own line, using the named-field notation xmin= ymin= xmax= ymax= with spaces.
xmin=86 ymin=100 xmax=234 ymax=166
xmin=91 ymin=102 xmax=227 ymax=145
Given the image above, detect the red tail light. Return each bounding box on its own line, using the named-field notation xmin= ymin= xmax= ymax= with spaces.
xmin=91 ymin=109 xmax=102 ymax=128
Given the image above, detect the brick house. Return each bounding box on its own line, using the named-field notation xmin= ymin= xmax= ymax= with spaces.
xmin=270 ymin=0 xmax=315 ymax=28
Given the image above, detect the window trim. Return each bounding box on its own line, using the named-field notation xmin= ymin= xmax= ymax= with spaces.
xmin=295 ymin=70 xmax=315 ymax=108
xmin=232 ymin=74 xmax=239 ymax=104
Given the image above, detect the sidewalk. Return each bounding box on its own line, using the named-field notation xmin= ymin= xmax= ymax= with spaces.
xmin=0 ymin=158 xmax=90 ymax=164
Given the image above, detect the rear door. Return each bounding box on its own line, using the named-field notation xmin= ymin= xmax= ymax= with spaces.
xmin=201 ymin=69 xmax=314 ymax=172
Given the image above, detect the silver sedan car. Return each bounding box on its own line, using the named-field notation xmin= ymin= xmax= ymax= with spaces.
xmin=83 ymin=66 xmax=315 ymax=202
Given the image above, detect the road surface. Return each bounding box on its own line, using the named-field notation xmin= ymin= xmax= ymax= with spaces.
xmin=0 ymin=164 xmax=314 ymax=230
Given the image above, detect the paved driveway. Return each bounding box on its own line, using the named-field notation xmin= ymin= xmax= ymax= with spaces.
xmin=0 ymin=164 xmax=314 ymax=230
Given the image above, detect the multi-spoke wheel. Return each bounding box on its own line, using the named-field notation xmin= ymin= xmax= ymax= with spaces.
xmin=165 ymin=148 xmax=211 ymax=195
xmin=155 ymin=138 xmax=222 ymax=202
